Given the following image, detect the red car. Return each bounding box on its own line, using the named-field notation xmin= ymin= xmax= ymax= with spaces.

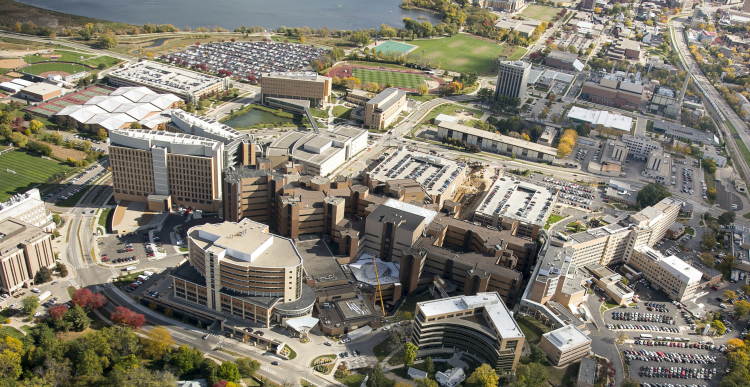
xmin=712 ymin=285 xmax=719 ymax=290
xmin=126 ymin=248 xmax=133 ymax=252
xmin=599 ymin=297 xmax=606 ymax=301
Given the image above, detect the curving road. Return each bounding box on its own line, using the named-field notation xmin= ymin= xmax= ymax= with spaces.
xmin=671 ymin=19 xmax=750 ymax=188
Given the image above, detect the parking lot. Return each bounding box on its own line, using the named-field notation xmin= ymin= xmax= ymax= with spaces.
xmin=165 ymin=41 xmax=327 ymax=80
xmin=624 ymin=342 xmax=724 ymax=387
xmin=97 ymin=232 xmax=162 ymax=266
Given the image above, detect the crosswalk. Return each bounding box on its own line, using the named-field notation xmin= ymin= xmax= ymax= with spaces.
xmin=261 ymin=366 xmax=277 ymax=375
xmin=72 ymin=263 xmax=95 ymax=269
xmin=68 ymin=279 xmax=77 ymax=287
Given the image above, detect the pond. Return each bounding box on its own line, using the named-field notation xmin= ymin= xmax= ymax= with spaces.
xmin=223 ymin=108 xmax=302 ymax=128
xmin=145 ymin=38 xmax=169 ymax=48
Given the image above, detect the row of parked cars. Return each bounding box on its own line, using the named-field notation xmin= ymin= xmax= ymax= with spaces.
xmin=611 ymin=311 xmax=675 ymax=324
xmin=606 ymin=324 xmax=681 ymax=333
xmin=638 ymin=366 xmax=715 ymax=381
xmin=51 ymin=168 xmax=107 ymax=201
xmin=121 ymin=273 xmax=152 ymax=293
xmin=624 ymin=349 xmax=718 ymax=364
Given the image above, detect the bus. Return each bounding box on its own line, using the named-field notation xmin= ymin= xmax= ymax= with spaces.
xmin=640 ymin=334 xmax=653 ymax=339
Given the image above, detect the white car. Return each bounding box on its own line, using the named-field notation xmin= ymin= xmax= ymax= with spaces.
xmin=33 ymin=312 xmax=41 ymax=317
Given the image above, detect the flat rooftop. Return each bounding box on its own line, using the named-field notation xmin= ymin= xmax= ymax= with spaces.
xmin=417 ymin=292 xmax=524 ymax=339
xmin=110 ymin=61 xmax=224 ymax=95
xmin=475 ymin=172 xmax=556 ymax=225
xmin=0 ymin=218 xmax=47 ymax=253
xmin=368 ymin=148 xmax=466 ymax=196
xmin=542 ymin=325 xmax=591 ymax=351
xmin=187 ymin=219 xmax=301 ymax=268
xmin=264 ymin=72 xmax=329 ymax=82
xmin=296 ymin=239 xmax=346 ymax=283
xmin=438 ymin=121 xmax=558 ymax=156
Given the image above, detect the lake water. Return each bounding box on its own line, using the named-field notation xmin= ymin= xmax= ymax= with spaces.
xmin=223 ymin=108 xmax=301 ymax=128
xmin=18 ymin=0 xmax=442 ymax=31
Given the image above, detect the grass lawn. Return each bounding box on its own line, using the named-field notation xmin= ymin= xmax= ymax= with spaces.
xmin=332 ymin=106 xmax=353 ymax=119
xmin=396 ymin=292 xmax=435 ymax=319
xmin=545 ymin=361 xmax=579 ymax=386
xmin=24 ymin=50 xmax=94 ymax=64
xmin=352 ymin=68 xmax=429 ymax=89
xmin=0 ymin=326 xmax=24 ymax=340
xmin=373 ymin=338 xmax=394 ymax=362
xmin=520 ymin=4 xmax=562 ymax=21
xmin=514 ymin=315 xmax=552 ymax=345
xmin=23 ymin=50 xmax=117 ymax=71
xmin=544 ymin=214 xmax=566 ymax=230
xmin=508 ymin=47 xmax=529 ymax=61
xmin=284 ymin=344 xmax=297 ymax=360
xmin=334 ymin=374 xmax=366 ymax=387
xmin=98 ymin=208 xmax=112 ymax=229
xmin=685 ymin=226 xmax=695 ymax=235
xmin=21 ymin=62 xmax=92 ymax=75
xmin=113 ymin=271 xmax=144 ymax=288
xmin=409 ymin=35 xmax=501 ymax=74
xmin=0 ymin=150 xmax=75 ymax=201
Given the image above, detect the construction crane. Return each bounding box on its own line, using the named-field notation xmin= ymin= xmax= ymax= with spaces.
xmin=371 ymin=258 xmax=387 ymax=316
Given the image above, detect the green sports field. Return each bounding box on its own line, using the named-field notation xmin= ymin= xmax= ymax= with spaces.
xmin=519 ymin=4 xmax=560 ymax=22
xmin=21 ymin=62 xmax=90 ymax=75
xmin=352 ymin=69 xmax=429 ymax=89
xmin=0 ymin=150 xmax=74 ymax=201
xmin=372 ymin=41 xmax=417 ymax=55
xmin=21 ymin=50 xmax=119 ymax=74
xmin=408 ymin=34 xmax=501 ymax=74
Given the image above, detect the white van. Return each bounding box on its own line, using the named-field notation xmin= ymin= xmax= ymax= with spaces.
xmin=143 ymin=271 xmax=154 ymax=277
xmin=31 ymin=288 xmax=40 ymax=293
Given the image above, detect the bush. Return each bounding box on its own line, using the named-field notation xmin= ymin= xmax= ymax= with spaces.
xmin=25 ymin=141 xmax=52 ymax=156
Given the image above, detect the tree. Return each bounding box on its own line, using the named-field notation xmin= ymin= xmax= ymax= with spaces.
xmin=735 ymin=300 xmax=750 ymax=319
xmin=403 ymin=342 xmax=417 ymax=367
xmin=529 ymin=343 xmax=546 ymax=363
xmin=21 ymin=296 xmax=39 ymax=315
xmin=719 ymin=211 xmax=736 ymax=225
xmin=28 ymin=120 xmax=43 ymax=133
xmin=725 ymin=290 xmax=738 ymax=301
xmin=636 ymin=183 xmax=671 ymax=209
xmin=130 ymin=122 xmax=143 ymax=129
xmin=477 ymin=87 xmax=494 ymax=101
xmin=98 ymin=31 xmax=119 ymax=49
xmin=144 ymin=326 xmax=175 ymax=360
xmin=218 ymin=361 xmax=241 ymax=383
xmin=707 ymin=187 xmax=717 ymax=200
xmin=417 ymin=84 xmax=429 ymax=96
xmin=173 ymin=344 xmax=204 ymax=375
xmin=703 ymin=231 xmax=717 ymax=250
xmin=55 ymin=262 xmax=68 ymax=277
xmin=727 ymin=338 xmax=746 ymax=351
xmin=34 ymin=266 xmax=52 ymax=284
xmin=366 ymin=363 xmax=394 ymax=387
xmin=703 ymin=158 xmax=717 ymax=174
xmin=714 ymin=320 xmax=726 ymax=335
xmin=72 ymin=288 xmax=94 ymax=309
xmin=0 ymin=348 xmax=22 ymax=380
xmin=77 ymin=349 xmax=103 ymax=377
xmin=742 ymin=285 xmax=750 ymax=295
xmin=110 ymin=307 xmax=145 ymax=329
xmin=424 ymin=357 xmax=435 ymax=374
xmin=64 ymin=304 xmax=91 ymax=331
xmin=235 ymin=358 xmax=261 ymax=378
xmin=7 ymin=132 xmax=26 ymax=148
xmin=466 ymin=364 xmax=500 ymax=387
xmin=49 ymin=305 xmax=68 ymax=320
xmin=699 ymin=252 xmax=715 ymax=267
xmin=414 ymin=379 xmax=438 ymax=387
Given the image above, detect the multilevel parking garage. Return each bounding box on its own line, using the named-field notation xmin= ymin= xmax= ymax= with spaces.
xmin=473 ymin=173 xmax=557 ymax=235
xmin=365 ymin=148 xmax=467 ymax=207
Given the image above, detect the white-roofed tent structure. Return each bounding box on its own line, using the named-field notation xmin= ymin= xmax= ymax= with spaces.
xmin=284 ymin=316 xmax=319 ymax=339
xmin=566 ymin=106 xmax=633 ymax=132
xmin=55 ymin=86 xmax=183 ymax=132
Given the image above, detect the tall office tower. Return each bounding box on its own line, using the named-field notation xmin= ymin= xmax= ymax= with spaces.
xmin=494 ymin=61 xmax=531 ymax=102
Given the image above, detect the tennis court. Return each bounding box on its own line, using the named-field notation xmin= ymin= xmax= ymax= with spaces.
xmin=352 ymin=68 xmax=428 ymax=89
xmin=372 ymin=41 xmax=417 ymax=55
